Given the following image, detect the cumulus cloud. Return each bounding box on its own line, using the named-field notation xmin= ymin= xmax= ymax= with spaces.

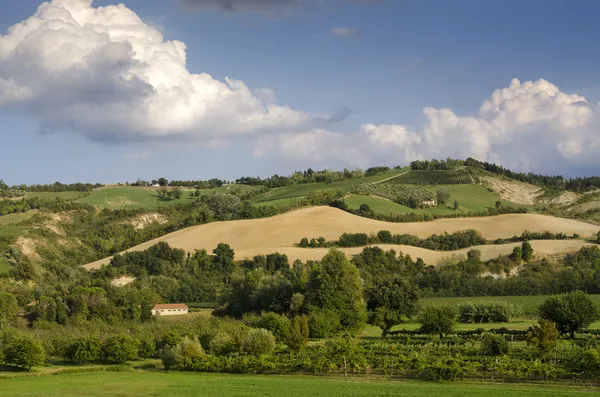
xmin=0 ymin=0 xmax=323 ymax=143
xmin=255 ymin=79 xmax=600 ymax=174
xmin=332 ymin=27 xmax=362 ymax=37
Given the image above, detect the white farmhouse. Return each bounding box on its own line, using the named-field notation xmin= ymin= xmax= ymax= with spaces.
xmin=151 ymin=303 xmax=189 ymax=316
xmin=422 ymin=199 xmax=437 ymax=207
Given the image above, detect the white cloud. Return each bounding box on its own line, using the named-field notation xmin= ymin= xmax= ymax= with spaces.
xmin=0 ymin=0 xmax=321 ymax=143
xmin=256 ymin=79 xmax=600 ymax=174
xmin=332 ymin=27 xmax=362 ymax=37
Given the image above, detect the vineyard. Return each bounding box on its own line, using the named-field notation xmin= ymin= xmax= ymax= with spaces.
xmin=388 ymin=169 xmax=476 ymax=185
xmin=353 ymin=182 xmax=433 ymax=205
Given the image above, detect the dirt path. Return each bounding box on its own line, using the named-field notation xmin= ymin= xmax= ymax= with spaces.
xmin=82 ymin=206 xmax=599 ymax=270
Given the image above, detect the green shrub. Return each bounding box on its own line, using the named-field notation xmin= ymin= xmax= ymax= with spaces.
xmin=241 ymin=328 xmax=275 ymax=357
xmin=526 ymin=319 xmax=559 ymax=353
xmin=137 ymin=335 xmax=156 ymax=358
xmin=539 ymin=291 xmax=599 ymax=338
xmin=243 ymin=312 xmax=291 ymax=342
xmin=480 ymin=333 xmax=509 ymax=356
xmin=0 ymin=331 xmax=46 ymax=370
xmin=173 ymin=336 xmax=204 ymax=369
xmin=160 ymin=348 xmax=176 ymax=370
xmin=458 ymin=301 xmax=524 ymax=323
xmin=102 ymin=334 xmax=139 ymax=363
xmin=209 ymin=332 xmax=237 ymax=356
xmin=418 ymin=306 xmax=457 ymax=338
xmin=286 ymin=315 xmax=309 ymax=351
xmin=308 ymin=308 xmax=340 ymax=338
xmin=66 ymin=336 xmax=102 ymax=363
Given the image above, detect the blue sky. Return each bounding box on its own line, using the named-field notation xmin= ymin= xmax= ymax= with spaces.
xmin=1 ymin=0 xmax=600 ymax=184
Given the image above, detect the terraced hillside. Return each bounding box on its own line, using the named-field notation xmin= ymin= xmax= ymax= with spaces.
xmin=84 ymin=206 xmax=600 ymax=269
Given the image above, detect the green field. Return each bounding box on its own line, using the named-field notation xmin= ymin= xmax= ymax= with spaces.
xmin=346 ymin=183 xmax=511 ymax=216
xmin=0 ymin=257 xmax=9 ymax=274
xmin=0 ymin=210 xmax=38 ymax=226
xmin=253 ymin=169 xmax=409 ymax=203
xmin=423 ymin=295 xmax=600 ymax=315
xmin=24 ymin=191 xmax=89 ymax=200
xmin=1 ymin=371 xmax=597 ymax=397
xmin=76 ymin=187 xmax=198 ymax=209
xmin=389 ymin=169 xmax=475 ymax=185
xmin=0 ymin=226 xmax=29 ymax=237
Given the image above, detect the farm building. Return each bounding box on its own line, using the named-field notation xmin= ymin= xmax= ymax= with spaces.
xmin=422 ymin=199 xmax=437 ymax=206
xmin=151 ymin=303 xmax=189 ymax=316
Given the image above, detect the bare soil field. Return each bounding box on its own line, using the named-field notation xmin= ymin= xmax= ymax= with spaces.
xmin=481 ymin=175 xmax=542 ymax=205
xmin=83 ymin=207 xmax=600 ymax=269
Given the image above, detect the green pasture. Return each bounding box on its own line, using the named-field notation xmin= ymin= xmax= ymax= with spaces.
xmin=0 ymin=210 xmax=38 ymax=226
xmin=0 ymin=226 xmax=29 ymax=237
xmin=24 ymin=192 xmax=88 ymax=200
xmin=253 ymin=168 xmax=409 ymax=203
xmin=76 ymin=187 xmax=197 ymax=209
xmin=345 ymin=184 xmax=515 ymax=216
xmin=1 ymin=371 xmax=597 ymax=397
xmin=0 ymin=257 xmax=9 ymax=274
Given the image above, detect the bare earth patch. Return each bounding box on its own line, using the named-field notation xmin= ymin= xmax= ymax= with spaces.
xmin=540 ymin=191 xmax=580 ymax=206
xmin=111 ymin=276 xmax=136 ymax=287
xmin=481 ymin=175 xmax=542 ymax=205
xmin=130 ymin=213 xmax=168 ymax=230
xmin=15 ymin=237 xmax=41 ymax=262
xmin=83 ymin=206 xmax=600 ymax=270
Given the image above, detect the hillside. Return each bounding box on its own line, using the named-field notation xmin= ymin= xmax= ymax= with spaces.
xmin=83 ymin=206 xmax=599 ymax=269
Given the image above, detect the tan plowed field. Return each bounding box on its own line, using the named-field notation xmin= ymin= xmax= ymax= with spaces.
xmin=83 ymin=206 xmax=599 ymax=270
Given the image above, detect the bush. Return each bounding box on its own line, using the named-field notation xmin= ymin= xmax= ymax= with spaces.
xmin=480 ymin=333 xmax=509 ymax=356
xmin=66 ymin=336 xmax=102 ymax=363
xmin=137 ymin=335 xmax=157 ymax=358
xmin=539 ymin=291 xmax=599 ymax=338
xmin=418 ymin=306 xmax=457 ymax=338
xmin=243 ymin=312 xmax=291 ymax=343
xmin=102 ymin=334 xmax=139 ymax=363
xmin=172 ymin=336 xmax=204 ymax=369
xmin=1 ymin=331 xmax=46 ymax=370
xmin=526 ymin=319 xmax=559 ymax=353
xmin=209 ymin=332 xmax=237 ymax=356
xmin=241 ymin=328 xmax=275 ymax=357
xmin=160 ymin=348 xmax=176 ymax=370
xmin=286 ymin=315 xmax=309 ymax=351
xmin=458 ymin=301 xmax=524 ymax=323
xmin=308 ymin=308 xmax=340 ymax=339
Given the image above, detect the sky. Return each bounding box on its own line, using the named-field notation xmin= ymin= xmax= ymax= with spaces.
xmin=1 ymin=0 xmax=600 ymax=185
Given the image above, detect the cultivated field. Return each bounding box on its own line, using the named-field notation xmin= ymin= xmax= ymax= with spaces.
xmin=388 ymin=169 xmax=475 ymax=185
xmin=83 ymin=206 xmax=600 ymax=269
xmin=0 ymin=371 xmax=597 ymax=397
xmin=0 ymin=210 xmax=38 ymax=226
xmin=76 ymin=186 xmax=197 ymax=209
xmin=252 ymin=168 xmax=409 ymax=203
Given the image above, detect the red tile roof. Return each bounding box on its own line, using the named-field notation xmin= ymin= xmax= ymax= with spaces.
xmin=152 ymin=303 xmax=188 ymax=310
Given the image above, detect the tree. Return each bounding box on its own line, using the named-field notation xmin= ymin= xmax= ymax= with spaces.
xmin=66 ymin=336 xmax=102 ymax=363
xmin=597 ymin=230 xmax=600 ymax=244
xmin=453 ymin=200 xmax=459 ymax=210
xmin=172 ymin=186 xmax=183 ymax=200
xmin=495 ymin=200 xmax=503 ymax=210
xmin=359 ymin=204 xmax=372 ymax=214
xmin=306 ymin=249 xmax=367 ymax=334
xmin=511 ymin=246 xmax=523 ymax=265
xmin=521 ymin=241 xmax=534 ymax=262
xmin=480 ymin=333 xmax=509 ymax=356
xmin=467 ymin=249 xmax=481 ymax=263
xmin=418 ymin=306 xmax=457 ymax=338
xmin=102 ymin=334 xmax=139 ymax=363
xmin=172 ymin=336 xmax=204 ymax=369
xmin=35 ymin=296 xmax=57 ymax=323
xmin=0 ymin=179 xmax=7 ymax=190
xmin=366 ymin=276 xmax=420 ymax=336
xmin=0 ymin=292 xmax=18 ymax=330
xmin=436 ymin=188 xmax=450 ymax=205
xmin=158 ymin=177 xmax=168 ymax=187
xmin=140 ymin=299 xmax=153 ymax=323
xmin=526 ymin=319 xmax=559 ymax=353
xmin=299 ymin=237 xmax=309 ymax=248
xmin=538 ymin=291 xmax=599 ymax=338
xmin=213 ymin=243 xmax=236 ymax=274
xmin=1 ymin=332 xmax=46 ymax=370
xmin=286 ymin=315 xmax=309 ymax=351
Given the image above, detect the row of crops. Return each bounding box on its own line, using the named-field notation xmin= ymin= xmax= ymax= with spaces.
xmin=388 ymin=169 xmax=476 ymax=185
xmin=353 ymin=182 xmax=433 ymax=205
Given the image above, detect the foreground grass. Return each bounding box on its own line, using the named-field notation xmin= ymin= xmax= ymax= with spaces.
xmin=1 ymin=371 xmax=598 ymax=397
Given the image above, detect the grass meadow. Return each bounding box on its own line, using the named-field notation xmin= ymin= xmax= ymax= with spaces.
xmin=77 ymin=187 xmax=198 ymax=209
xmin=0 ymin=257 xmax=9 ymax=274
xmin=0 ymin=371 xmax=597 ymax=397
xmin=24 ymin=191 xmax=89 ymax=200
